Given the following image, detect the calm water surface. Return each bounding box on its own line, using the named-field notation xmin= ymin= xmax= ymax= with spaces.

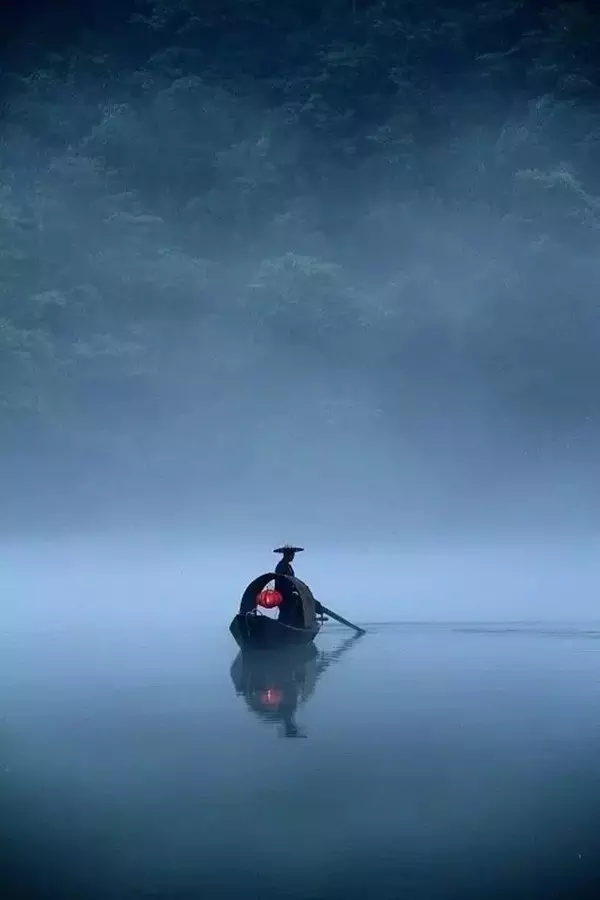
xmin=2 ymin=617 xmax=600 ymax=899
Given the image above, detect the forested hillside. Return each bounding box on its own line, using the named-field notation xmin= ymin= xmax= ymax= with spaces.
xmin=2 ymin=1 xmax=599 ymax=527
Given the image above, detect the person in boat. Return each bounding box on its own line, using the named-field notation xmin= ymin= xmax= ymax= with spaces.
xmin=273 ymin=545 xmax=325 ymax=626
xmin=274 ymin=545 xmax=305 ymax=627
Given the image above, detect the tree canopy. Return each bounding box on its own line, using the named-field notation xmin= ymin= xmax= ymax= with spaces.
xmin=2 ymin=0 xmax=599 ymax=524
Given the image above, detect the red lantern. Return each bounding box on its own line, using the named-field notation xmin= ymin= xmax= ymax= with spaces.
xmin=257 ymin=588 xmax=283 ymax=609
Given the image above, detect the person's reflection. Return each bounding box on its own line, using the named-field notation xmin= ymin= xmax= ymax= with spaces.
xmin=230 ymin=633 xmax=362 ymax=738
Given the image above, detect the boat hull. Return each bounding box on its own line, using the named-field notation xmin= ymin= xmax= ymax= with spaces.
xmin=229 ymin=613 xmax=320 ymax=651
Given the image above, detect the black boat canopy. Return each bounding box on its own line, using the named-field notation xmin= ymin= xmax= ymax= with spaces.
xmin=239 ymin=572 xmax=317 ymax=629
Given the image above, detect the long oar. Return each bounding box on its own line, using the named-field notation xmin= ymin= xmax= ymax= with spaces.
xmin=317 ymin=604 xmax=366 ymax=635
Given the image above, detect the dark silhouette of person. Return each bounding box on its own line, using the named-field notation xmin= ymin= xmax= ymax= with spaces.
xmin=274 ymin=545 xmax=304 ymax=626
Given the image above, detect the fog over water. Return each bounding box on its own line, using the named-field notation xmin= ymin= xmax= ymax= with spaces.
xmin=4 ymin=530 xmax=600 ymax=626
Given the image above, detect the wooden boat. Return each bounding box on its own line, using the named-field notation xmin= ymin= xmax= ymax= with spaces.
xmin=229 ymin=572 xmax=321 ymax=651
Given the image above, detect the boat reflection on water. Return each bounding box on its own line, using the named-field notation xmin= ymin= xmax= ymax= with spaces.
xmin=230 ymin=633 xmax=363 ymax=738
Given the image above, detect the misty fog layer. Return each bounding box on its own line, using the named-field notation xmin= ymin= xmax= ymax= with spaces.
xmin=3 ymin=534 xmax=600 ymax=622
xmin=2 ymin=1 xmax=600 ymax=546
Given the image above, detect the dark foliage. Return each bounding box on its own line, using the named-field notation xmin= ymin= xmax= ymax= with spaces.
xmin=1 ymin=0 xmax=599 ymax=512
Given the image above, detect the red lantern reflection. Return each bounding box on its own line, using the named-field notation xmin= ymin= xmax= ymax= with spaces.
xmin=260 ymin=688 xmax=283 ymax=707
